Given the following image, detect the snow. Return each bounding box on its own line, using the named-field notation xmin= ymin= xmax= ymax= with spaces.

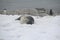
xmin=0 ymin=15 xmax=60 ymax=40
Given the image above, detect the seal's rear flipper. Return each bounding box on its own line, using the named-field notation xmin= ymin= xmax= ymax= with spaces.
xmin=15 ymin=17 xmax=21 ymax=20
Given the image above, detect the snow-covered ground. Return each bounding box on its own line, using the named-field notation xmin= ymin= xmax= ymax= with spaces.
xmin=0 ymin=15 xmax=60 ymax=40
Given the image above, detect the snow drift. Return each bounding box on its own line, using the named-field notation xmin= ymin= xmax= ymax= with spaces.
xmin=0 ymin=15 xmax=60 ymax=40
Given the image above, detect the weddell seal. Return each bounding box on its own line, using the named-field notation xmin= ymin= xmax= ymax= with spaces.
xmin=16 ymin=16 xmax=34 ymax=24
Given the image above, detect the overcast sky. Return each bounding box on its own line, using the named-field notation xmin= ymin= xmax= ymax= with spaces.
xmin=0 ymin=0 xmax=60 ymax=10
